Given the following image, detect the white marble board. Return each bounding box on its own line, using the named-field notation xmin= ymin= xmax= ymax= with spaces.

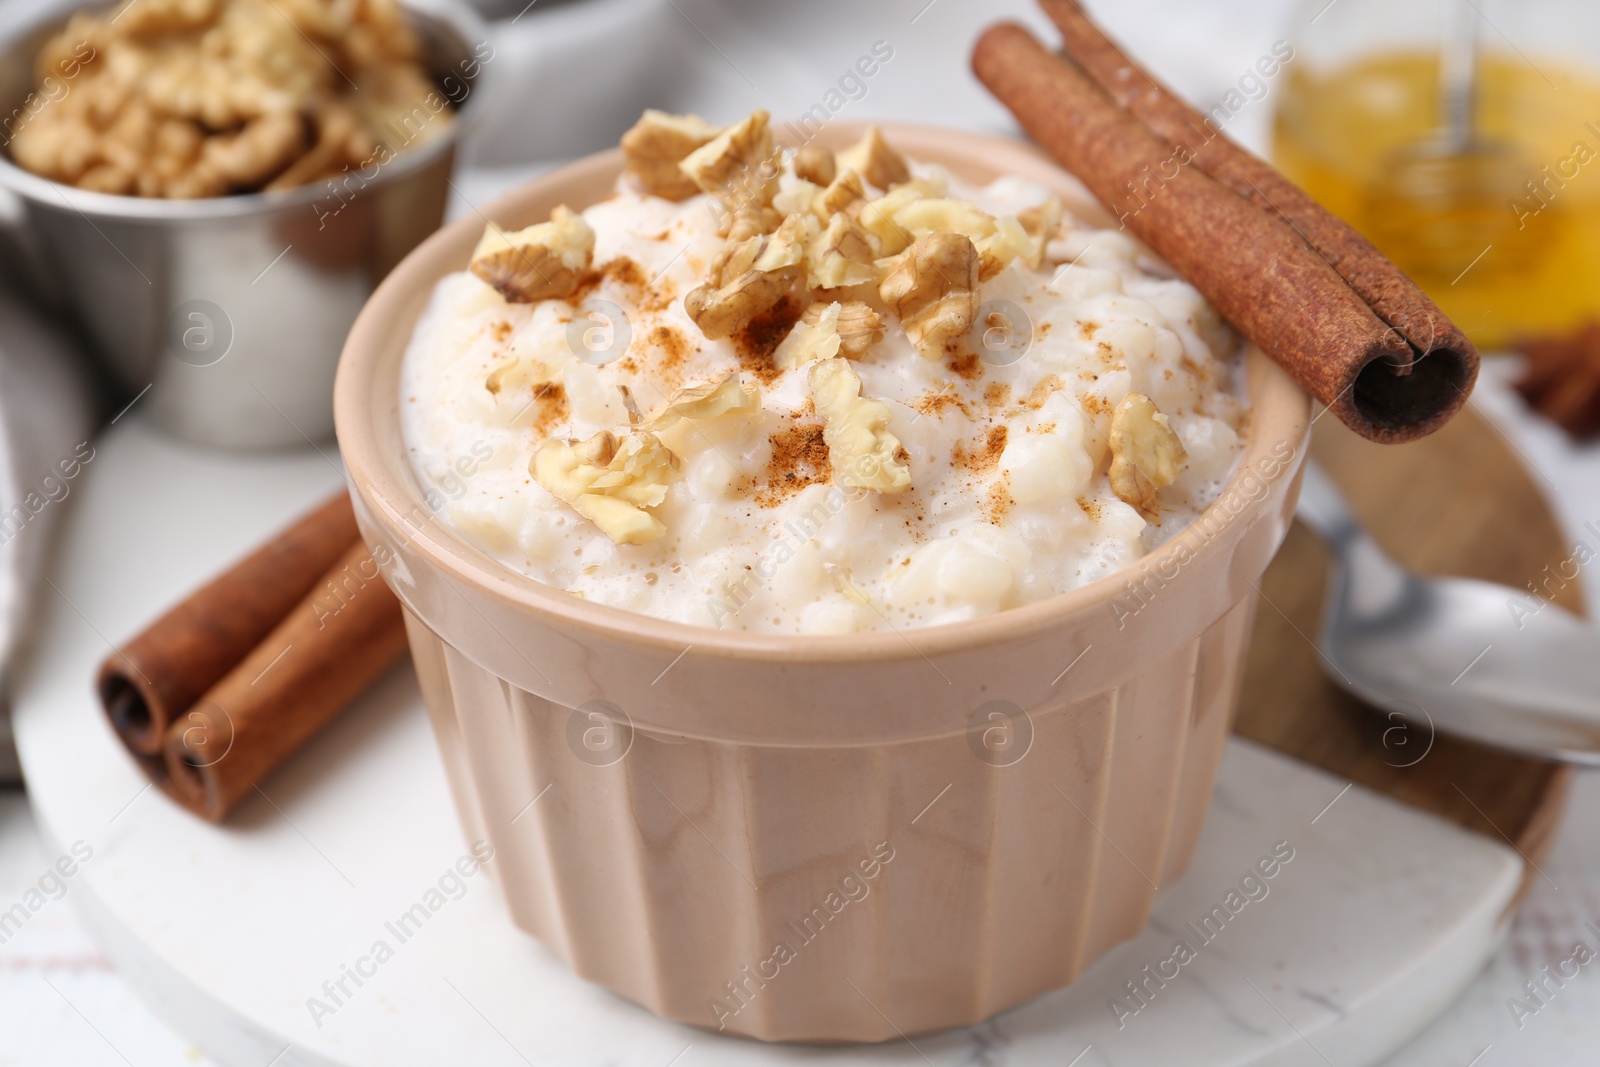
xmin=11 ymin=414 xmax=1527 ymax=1067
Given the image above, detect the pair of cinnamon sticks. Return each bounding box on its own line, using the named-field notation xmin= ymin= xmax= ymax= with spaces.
xmin=973 ymin=1 xmax=1479 ymax=443
xmin=98 ymin=492 xmax=407 ymax=822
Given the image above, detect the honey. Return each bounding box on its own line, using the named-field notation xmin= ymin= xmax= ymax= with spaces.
xmin=1274 ymin=51 xmax=1600 ymax=349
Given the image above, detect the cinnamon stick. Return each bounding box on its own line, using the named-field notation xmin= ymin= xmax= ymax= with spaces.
xmin=971 ymin=21 xmax=1477 ymax=442
xmin=97 ymin=491 xmax=359 ymax=767
xmin=163 ymin=540 xmax=408 ymax=822
xmin=1040 ymin=0 xmax=1475 ymax=378
xmin=1516 ymin=322 xmax=1600 ymax=439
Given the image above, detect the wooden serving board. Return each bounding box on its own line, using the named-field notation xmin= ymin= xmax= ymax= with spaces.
xmin=1238 ymin=405 xmax=1574 ymax=893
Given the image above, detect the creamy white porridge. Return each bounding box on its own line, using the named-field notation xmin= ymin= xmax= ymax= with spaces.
xmin=400 ymin=111 xmax=1247 ymax=634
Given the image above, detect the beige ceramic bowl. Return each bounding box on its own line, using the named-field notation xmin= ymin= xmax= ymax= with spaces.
xmin=334 ymin=122 xmax=1312 ymax=1043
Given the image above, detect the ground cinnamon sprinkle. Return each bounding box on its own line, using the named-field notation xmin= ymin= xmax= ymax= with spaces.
xmin=983 ymin=480 xmax=1015 ymax=523
xmin=734 ymin=295 xmax=805 ymax=384
xmin=647 ymin=324 xmax=692 ymax=371
xmin=984 ymin=382 xmax=1011 ymax=408
xmin=1077 ymin=496 xmax=1101 ymax=522
xmin=640 ymin=286 xmax=674 ymax=314
xmin=566 ymin=257 xmax=658 ymax=307
xmin=754 ymin=421 xmax=831 ymax=507
xmin=952 ymin=425 xmax=1008 ymax=472
xmin=1078 ymin=321 xmax=1099 ymax=338
xmin=567 ymin=269 xmax=604 ymax=304
xmin=528 ymin=382 xmax=568 ymax=439
xmin=491 ymin=321 xmax=513 ymax=343
xmin=911 ymin=389 xmax=971 ymax=418
xmin=1020 ymin=374 xmax=1062 ymax=410
xmin=604 ymin=257 xmax=648 ymax=288
xmin=950 ymin=349 xmax=983 ymax=380
xmin=1081 ymin=393 xmax=1111 ymax=416
xmin=614 ymin=257 xmax=676 ymax=313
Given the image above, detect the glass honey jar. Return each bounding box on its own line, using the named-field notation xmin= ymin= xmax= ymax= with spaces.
xmin=1275 ymin=0 xmax=1600 ymax=350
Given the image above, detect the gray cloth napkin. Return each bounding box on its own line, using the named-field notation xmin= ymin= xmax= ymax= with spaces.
xmin=0 ymin=271 xmax=98 ymax=786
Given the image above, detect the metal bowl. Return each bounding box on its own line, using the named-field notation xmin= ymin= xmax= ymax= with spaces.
xmin=0 ymin=0 xmax=490 ymax=449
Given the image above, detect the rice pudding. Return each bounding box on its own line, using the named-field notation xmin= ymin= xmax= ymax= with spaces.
xmin=399 ymin=110 xmax=1247 ymax=634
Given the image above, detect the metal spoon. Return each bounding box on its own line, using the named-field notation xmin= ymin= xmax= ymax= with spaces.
xmin=1294 ymin=460 xmax=1600 ymax=765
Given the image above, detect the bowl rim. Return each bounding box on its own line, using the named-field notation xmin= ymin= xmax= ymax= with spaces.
xmin=0 ymin=0 xmax=491 ymax=222
xmin=336 ymin=120 xmax=1313 ymax=663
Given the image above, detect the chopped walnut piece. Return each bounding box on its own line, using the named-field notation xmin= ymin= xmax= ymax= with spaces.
xmin=879 ymin=232 xmax=980 ymax=360
xmin=107 ymin=0 xmax=218 ymax=36
xmin=352 ymin=59 xmax=450 ymax=147
xmin=199 ymin=110 xmax=306 ymax=188
xmin=485 ymin=353 xmax=556 ymax=397
xmin=837 ymin=126 xmax=910 ymax=190
xmin=531 ymin=429 xmax=680 ymax=545
xmin=684 ymin=213 xmax=805 ymax=339
xmin=678 ymin=108 xmax=778 ymax=209
xmin=1017 ymin=197 xmax=1066 ymax=262
xmin=891 ymin=198 xmax=996 ymax=242
xmin=133 ymin=19 xmax=326 ymax=131
xmin=793 ymin=144 xmax=836 ymax=186
xmin=774 ymin=302 xmax=843 ymax=371
xmin=854 ymin=180 xmax=939 ymax=256
xmin=775 ymin=299 xmax=882 ymax=366
xmin=822 ymin=301 xmax=885 ymax=359
xmin=809 ymin=357 xmax=912 ymax=494
xmin=618 ymin=384 xmax=643 ymax=424
xmin=342 ymin=0 xmax=424 ymax=68
xmin=1108 ymin=392 xmax=1188 ymax=522
xmin=262 ymin=100 xmax=371 ymax=191
xmin=10 ymin=0 xmax=448 ymax=198
xmin=482 ymin=360 xmax=515 ymax=397
xmin=621 ymin=109 xmax=721 ymax=200
xmin=998 ymin=198 xmax=1062 ymax=275
xmin=645 ymin=372 xmax=760 ymax=427
xmin=753 ymin=214 xmax=808 ymax=267
xmin=976 ymin=216 xmax=1036 ymax=282
xmin=773 ymin=180 xmax=819 ymax=217
xmin=811 ymin=168 xmax=867 ymax=222
xmin=807 ymin=212 xmax=882 ymax=290
xmin=724 ymin=203 xmax=784 ymax=244
xmin=9 ymin=109 xmax=98 ymax=187
xmin=470 ymin=206 xmax=595 ymax=304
